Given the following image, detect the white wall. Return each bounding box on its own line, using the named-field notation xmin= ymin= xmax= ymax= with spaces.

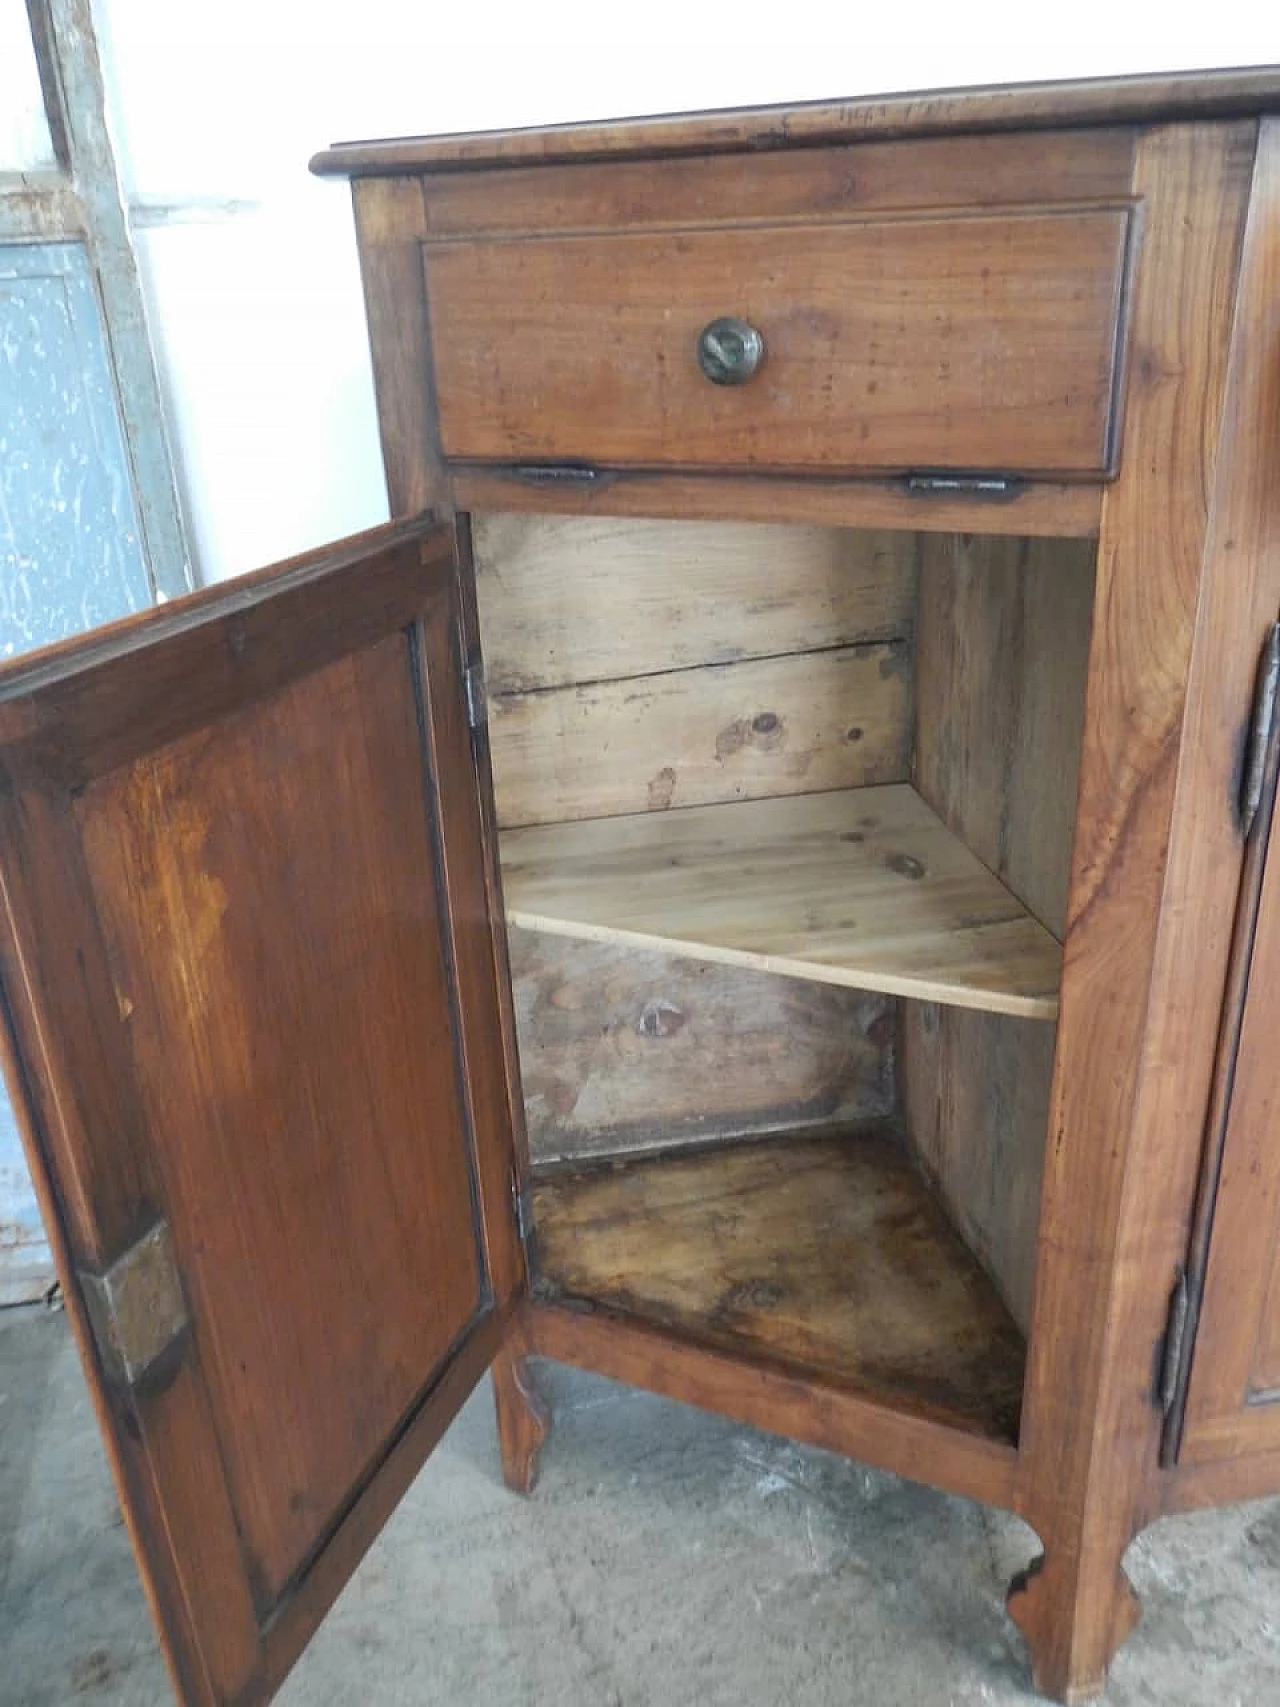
xmin=93 ymin=1 xmax=1278 ymax=585
xmin=1 ymin=0 xmax=54 ymax=167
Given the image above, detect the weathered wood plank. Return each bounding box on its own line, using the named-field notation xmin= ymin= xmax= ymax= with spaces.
xmin=914 ymin=534 xmax=1096 ymax=940
xmin=532 ymin=1130 xmax=1026 ymax=1441
xmin=501 ymin=784 xmax=1062 ymax=1019
xmin=473 ymin=515 xmax=917 ymax=692
xmin=905 ymin=532 xmax=1091 ymax=1334
xmin=900 ymin=1003 xmax=1057 ymax=1335
xmin=490 ymin=642 xmax=912 ymax=827
xmin=510 ymin=928 xmax=895 ymax=1164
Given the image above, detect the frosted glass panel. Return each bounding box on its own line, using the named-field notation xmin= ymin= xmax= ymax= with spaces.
xmin=0 ymin=2 xmax=54 ymax=169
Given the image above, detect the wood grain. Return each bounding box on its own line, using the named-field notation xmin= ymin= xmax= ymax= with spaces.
xmin=501 ymin=784 xmax=1062 ymax=1018
xmin=75 ymin=639 xmax=485 ymax=1601
xmin=527 ymin=1298 xmax=1020 ymax=1509
xmin=532 ymin=1130 xmax=1026 ymax=1440
xmin=1158 ymin=122 xmax=1280 ymax=1479
xmin=1007 ymin=121 xmax=1256 ymax=1702
xmin=426 ymin=212 xmax=1131 ymax=477
xmin=454 ymin=467 xmax=1102 ymax=539
xmin=0 ymin=519 xmax=522 ymax=1702
xmin=1175 ymin=748 xmax=1280 ymax=1460
xmin=914 ymin=534 xmax=1097 ymax=938
xmin=489 ymin=1344 xmax=550 ymax=1495
xmin=901 ymin=1005 xmax=1057 ymax=1336
xmin=309 ymin=67 xmax=1280 ymax=176
xmin=489 ymin=642 xmax=912 ymax=827
xmin=472 ymin=514 xmax=918 ymax=692
xmin=351 ymin=179 xmax=448 ymax=517
xmin=510 ymin=928 xmax=896 ymax=1164
xmin=414 ymin=129 xmax=1136 ymax=238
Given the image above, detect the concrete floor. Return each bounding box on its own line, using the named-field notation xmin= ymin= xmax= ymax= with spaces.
xmin=2 ymin=1306 xmax=1279 ymax=1706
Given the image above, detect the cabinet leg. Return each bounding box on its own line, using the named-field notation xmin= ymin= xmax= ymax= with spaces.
xmin=491 ymin=1348 xmax=550 ymax=1495
xmin=1007 ymin=1545 xmax=1141 ymax=1705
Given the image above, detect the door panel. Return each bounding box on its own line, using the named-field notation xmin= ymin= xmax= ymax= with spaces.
xmin=0 ymin=516 xmax=523 ymax=1703
xmin=1179 ymin=668 xmax=1280 ymax=1463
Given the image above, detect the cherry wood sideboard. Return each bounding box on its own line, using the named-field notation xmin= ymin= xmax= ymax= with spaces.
xmin=3 ymin=67 xmax=1280 ymax=1707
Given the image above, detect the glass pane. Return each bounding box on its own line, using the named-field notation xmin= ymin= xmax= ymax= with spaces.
xmin=0 ymin=2 xmax=54 ymax=169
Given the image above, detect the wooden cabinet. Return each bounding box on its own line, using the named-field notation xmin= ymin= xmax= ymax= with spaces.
xmin=3 ymin=68 xmax=1280 ymax=1707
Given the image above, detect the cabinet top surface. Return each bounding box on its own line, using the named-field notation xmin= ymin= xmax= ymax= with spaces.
xmin=311 ymin=65 xmax=1280 ymax=177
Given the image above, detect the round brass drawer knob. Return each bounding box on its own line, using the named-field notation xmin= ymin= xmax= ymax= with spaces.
xmin=696 ymin=317 xmax=765 ymax=386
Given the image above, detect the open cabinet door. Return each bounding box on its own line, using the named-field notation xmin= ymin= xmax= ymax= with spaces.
xmin=0 ymin=516 xmax=527 ymax=1705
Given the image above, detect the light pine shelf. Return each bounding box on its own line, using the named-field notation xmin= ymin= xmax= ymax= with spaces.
xmin=500 ymin=784 xmax=1062 ymax=1021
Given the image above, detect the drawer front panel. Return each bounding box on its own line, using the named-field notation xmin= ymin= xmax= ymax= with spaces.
xmin=425 ymin=210 xmax=1132 ymax=477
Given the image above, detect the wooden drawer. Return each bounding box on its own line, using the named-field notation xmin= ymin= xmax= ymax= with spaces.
xmin=424 ymin=209 xmax=1133 ymax=478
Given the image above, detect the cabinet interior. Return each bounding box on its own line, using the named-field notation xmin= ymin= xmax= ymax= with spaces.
xmin=474 ymin=514 xmax=1098 ymax=1447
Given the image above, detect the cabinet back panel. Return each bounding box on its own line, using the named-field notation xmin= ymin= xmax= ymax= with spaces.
xmin=473 ymin=516 xmax=916 ymax=692
xmin=512 ymin=927 xmax=896 ymax=1165
xmin=491 ymin=643 xmax=911 ymax=827
xmin=475 ymin=515 xmax=917 ymax=827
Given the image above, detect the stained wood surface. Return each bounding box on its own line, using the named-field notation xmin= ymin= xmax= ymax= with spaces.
xmin=1161 ymin=123 xmax=1280 ymax=1478
xmin=1176 ymin=747 xmax=1280 ymax=1455
xmin=472 ymin=515 xmax=918 ymax=692
xmin=490 ymin=642 xmax=912 ymax=827
xmin=0 ymin=518 xmax=521 ymax=1704
xmin=914 ymin=534 xmax=1096 ymax=938
xmin=426 ymin=212 xmax=1131 ymax=476
xmin=1007 ymin=121 xmax=1257 ymax=1702
xmin=527 ymin=1298 xmax=1020 ymax=1508
xmin=414 ymin=129 xmax=1137 ymax=238
xmin=901 ymin=1005 xmax=1057 ymax=1335
xmin=351 ymin=179 xmax=445 ymax=516
xmin=454 ymin=468 xmax=1103 ymax=538
xmin=533 ymin=1130 xmax=1026 ymax=1441
xmin=502 ymin=784 xmax=1062 ymax=1019
xmin=310 ymin=68 xmax=1280 ymax=176
xmin=510 ymin=928 xmax=895 ymax=1164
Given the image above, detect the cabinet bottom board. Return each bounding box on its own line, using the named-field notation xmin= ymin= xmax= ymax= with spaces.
xmin=531 ymin=1127 xmax=1026 ymax=1444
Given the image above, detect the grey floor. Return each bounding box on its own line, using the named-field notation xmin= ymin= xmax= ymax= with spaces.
xmin=2 ymin=1306 xmax=1279 ymax=1706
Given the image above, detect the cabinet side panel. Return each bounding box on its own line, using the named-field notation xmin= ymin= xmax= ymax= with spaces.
xmin=901 ymin=1005 xmax=1056 ymax=1335
xmin=904 ymin=533 xmax=1093 ymax=1336
xmin=913 ymin=533 xmax=1097 ymax=941
xmin=352 ymin=178 xmax=449 ymax=518
xmin=1009 ymin=119 xmax=1259 ymax=1699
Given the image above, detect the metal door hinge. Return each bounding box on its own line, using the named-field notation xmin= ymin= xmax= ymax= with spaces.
xmin=904 ymin=472 xmax=1025 ymax=501
xmin=1240 ymin=623 xmax=1280 ymax=839
xmin=80 ymin=1219 xmax=190 ymax=1391
xmin=1159 ymin=1266 xmax=1191 ymax=1415
xmin=511 ymin=1170 xmax=533 ymax=1247
xmin=464 ymin=651 xmax=487 ymax=735
xmin=509 ymin=461 xmax=601 ymax=487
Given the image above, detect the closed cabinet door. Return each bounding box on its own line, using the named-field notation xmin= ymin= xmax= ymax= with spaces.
xmin=0 ymin=516 xmax=525 ymax=1705
xmin=1177 ymin=626 xmax=1280 ymax=1465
